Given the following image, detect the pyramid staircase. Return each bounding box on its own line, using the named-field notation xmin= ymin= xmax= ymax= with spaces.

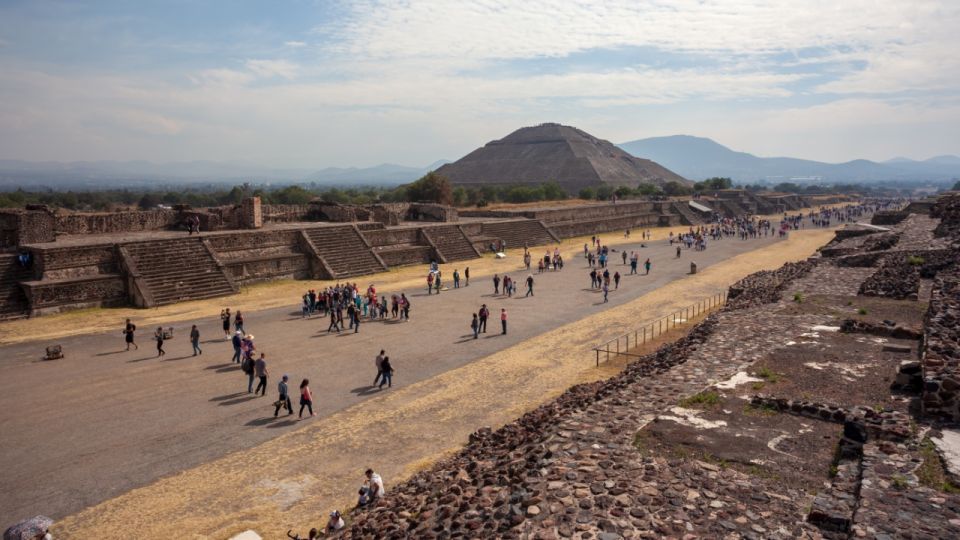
xmin=479 ymin=220 xmax=559 ymax=249
xmin=123 ymin=238 xmax=237 ymax=306
xmin=0 ymin=255 xmax=31 ymax=319
xmin=422 ymin=225 xmax=481 ymax=262
xmin=304 ymin=225 xmax=387 ymax=278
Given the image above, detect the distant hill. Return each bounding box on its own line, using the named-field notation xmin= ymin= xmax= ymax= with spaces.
xmin=0 ymin=159 xmax=448 ymax=190
xmin=618 ymin=135 xmax=960 ymax=183
xmin=437 ymin=123 xmax=687 ymax=194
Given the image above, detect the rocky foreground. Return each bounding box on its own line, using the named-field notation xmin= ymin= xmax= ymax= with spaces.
xmin=338 ymin=195 xmax=960 ymax=539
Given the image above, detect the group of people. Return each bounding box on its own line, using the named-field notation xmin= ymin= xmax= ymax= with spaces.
xmin=525 ymin=247 xmax=564 ymax=273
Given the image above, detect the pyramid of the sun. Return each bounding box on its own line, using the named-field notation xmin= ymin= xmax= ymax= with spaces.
xmin=436 ymin=123 xmax=688 ymax=193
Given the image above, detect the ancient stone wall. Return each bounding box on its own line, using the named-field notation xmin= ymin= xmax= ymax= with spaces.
xmin=55 ymin=210 xmax=178 ymax=235
xmin=362 ymin=228 xmax=421 ymax=248
xmin=22 ymin=275 xmax=127 ymax=315
xmin=239 ymin=197 xmax=263 ymax=229
xmin=871 ymin=210 xmax=909 ymax=226
xmin=931 ymin=193 xmax=960 ymax=239
xmin=548 ymin=212 xmax=663 ymax=238
xmin=30 ymin=245 xmax=119 ymax=280
xmin=921 ymin=266 xmax=960 ymax=421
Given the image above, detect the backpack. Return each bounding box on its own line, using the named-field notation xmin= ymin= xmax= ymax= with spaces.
xmin=241 ymin=357 xmax=254 ymax=374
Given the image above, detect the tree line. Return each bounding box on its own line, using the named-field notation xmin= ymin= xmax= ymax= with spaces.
xmin=0 ymin=173 xmax=932 ymax=212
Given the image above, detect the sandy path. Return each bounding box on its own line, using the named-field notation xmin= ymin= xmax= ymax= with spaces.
xmin=52 ymin=228 xmax=834 ymax=539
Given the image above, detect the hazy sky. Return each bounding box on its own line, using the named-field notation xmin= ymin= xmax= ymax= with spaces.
xmin=1 ymin=0 xmax=958 ymax=167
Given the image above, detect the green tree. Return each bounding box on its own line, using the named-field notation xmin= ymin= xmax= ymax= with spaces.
xmin=578 ymin=187 xmax=596 ymax=200
xmin=614 ymin=185 xmax=633 ymax=199
xmin=953 ymin=180 xmax=960 ymax=191
xmin=405 ymin=172 xmax=454 ymax=205
xmin=452 ymin=187 xmax=467 ymax=206
xmin=273 ymin=185 xmax=314 ymax=205
xmin=138 ymin=193 xmax=162 ymax=209
xmin=662 ymin=181 xmax=691 ymax=196
xmin=596 ymin=185 xmax=615 ymax=201
xmin=541 ymin=182 xmax=567 ymax=201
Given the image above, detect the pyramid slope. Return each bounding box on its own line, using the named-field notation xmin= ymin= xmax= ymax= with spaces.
xmin=437 ymin=123 xmax=687 ymax=193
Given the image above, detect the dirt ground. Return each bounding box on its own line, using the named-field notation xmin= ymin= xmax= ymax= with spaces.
xmin=15 ymin=224 xmax=835 ymax=540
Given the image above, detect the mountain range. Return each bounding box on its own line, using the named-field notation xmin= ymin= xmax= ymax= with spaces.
xmin=618 ymin=135 xmax=960 ymax=184
xmin=0 ymin=159 xmax=449 ymax=190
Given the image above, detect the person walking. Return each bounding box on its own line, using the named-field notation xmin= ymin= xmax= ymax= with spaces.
xmin=471 ymin=313 xmax=479 ymax=339
xmin=401 ymin=293 xmax=411 ymax=320
xmin=434 ymin=271 xmax=442 ymax=294
xmin=123 ymin=319 xmax=138 ymax=351
xmin=464 ymin=266 xmax=470 ymax=286
xmin=644 ymin=258 xmax=652 ymax=275
xmin=234 ymin=311 xmax=245 ymax=336
xmin=478 ymin=304 xmax=489 ymax=333
xmin=299 ymin=379 xmax=315 ymax=418
xmin=379 ymin=356 xmax=394 ymax=389
xmin=676 ymin=245 xmax=681 ymax=258
xmin=493 ymin=274 xmax=501 ymax=294
xmin=622 ymin=251 xmax=628 ymax=265
xmin=613 ymin=271 xmax=621 ymax=290
xmin=274 ymin=374 xmax=292 ymax=416
xmin=426 ymin=271 xmax=434 ymax=295
xmin=254 ymin=353 xmax=268 ymax=396
xmin=500 ymin=308 xmax=508 ymax=335
xmin=221 ymin=308 xmax=231 ymax=339
xmin=373 ymin=350 xmax=385 ymax=386
xmin=230 ymin=331 xmax=243 ymax=364
xmin=154 ymin=326 xmax=165 ymax=357
xmin=190 ymin=324 xmax=202 ymax=356
xmin=453 ymin=269 xmax=460 ymax=289
xmin=602 ymin=281 xmax=609 ymax=303
xmin=525 ymin=274 xmax=534 ymax=297
xmin=242 ymin=351 xmax=255 ymax=393
xmin=328 ymin=306 xmax=341 ymax=333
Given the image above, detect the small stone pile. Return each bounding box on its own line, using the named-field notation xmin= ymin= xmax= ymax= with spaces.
xmin=859 ymin=231 xmax=900 ymax=252
xmin=858 ymin=262 xmax=920 ymax=300
xmin=725 ymin=260 xmax=814 ymax=310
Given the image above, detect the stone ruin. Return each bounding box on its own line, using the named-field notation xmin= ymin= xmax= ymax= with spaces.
xmin=0 ymin=192 xmax=855 ymax=319
xmin=334 ymin=194 xmax=960 ymax=539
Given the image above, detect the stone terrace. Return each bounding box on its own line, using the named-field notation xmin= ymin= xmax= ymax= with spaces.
xmin=337 ymin=197 xmax=960 ymax=540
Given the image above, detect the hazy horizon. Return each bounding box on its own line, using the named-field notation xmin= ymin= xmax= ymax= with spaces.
xmin=1 ymin=1 xmax=958 ymax=169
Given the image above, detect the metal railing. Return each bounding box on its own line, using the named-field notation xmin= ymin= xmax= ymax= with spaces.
xmin=592 ymin=290 xmax=728 ymax=366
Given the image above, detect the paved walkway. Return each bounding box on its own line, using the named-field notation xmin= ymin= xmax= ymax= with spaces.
xmin=0 ymin=226 xmax=832 ymax=532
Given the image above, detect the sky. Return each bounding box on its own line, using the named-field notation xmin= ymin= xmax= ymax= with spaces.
xmin=0 ymin=0 xmax=958 ymax=168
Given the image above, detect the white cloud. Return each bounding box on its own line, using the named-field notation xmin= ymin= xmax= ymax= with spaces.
xmin=245 ymin=59 xmax=299 ymax=80
xmin=284 ymin=40 xmax=307 ymax=48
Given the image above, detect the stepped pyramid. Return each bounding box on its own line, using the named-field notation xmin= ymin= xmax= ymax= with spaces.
xmin=436 ymin=123 xmax=688 ymax=194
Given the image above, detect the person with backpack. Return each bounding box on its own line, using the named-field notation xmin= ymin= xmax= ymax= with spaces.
xmin=274 ymin=374 xmax=292 ymax=417
xmin=242 ymin=351 xmax=255 ymax=393
xmin=299 ymin=379 xmax=314 ymax=418
xmin=190 ymin=324 xmax=201 ymax=356
xmin=123 ymin=319 xmax=137 ymax=351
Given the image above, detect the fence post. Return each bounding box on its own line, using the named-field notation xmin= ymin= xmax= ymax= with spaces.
xmin=642 ymin=326 xmax=646 ymax=345
xmin=596 ymin=349 xmax=599 ymax=367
